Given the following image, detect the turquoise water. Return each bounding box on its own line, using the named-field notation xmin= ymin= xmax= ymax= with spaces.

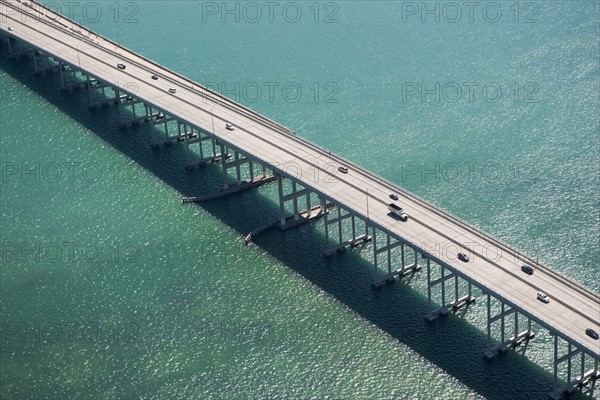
xmin=1 ymin=1 xmax=598 ymax=399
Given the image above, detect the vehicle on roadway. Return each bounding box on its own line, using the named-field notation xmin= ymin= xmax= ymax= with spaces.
xmin=521 ymin=265 xmax=534 ymax=275
xmin=117 ymin=63 xmax=126 ymax=70
xmin=8 ymin=26 xmax=14 ymax=31
xmin=338 ymin=166 xmax=348 ymax=174
xmin=388 ymin=203 xmax=408 ymax=221
xmin=537 ymin=291 xmax=550 ymax=304
xmin=168 ymin=87 xmax=176 ymax=94
xmin=458 ymin=252 xmax=469 ymax=262
xmin=226 ymin=123 xmax=235 ymax=131
xmin=389 ymin=194 xmax=399 ymax=201
xmin=585 ymin=328 xmax=599 ymax=340
xmin=151 ymin=75 xmax=158 ymax=80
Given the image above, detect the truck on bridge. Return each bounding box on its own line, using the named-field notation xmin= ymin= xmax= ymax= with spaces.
xmin=388 ymin=203 xmax=408 ymax=221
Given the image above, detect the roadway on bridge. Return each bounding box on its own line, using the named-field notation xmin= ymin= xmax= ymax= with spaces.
xmin=1 ymin=0 xmax=598 ymax=357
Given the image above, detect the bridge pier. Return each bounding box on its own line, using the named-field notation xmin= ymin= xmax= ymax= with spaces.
xmin=6 ymin=36 xmax=30 ymax=58
xmin=32 ymin=51 xmax=58 ymax=74
xmin=185 ymin=128 xmax=220 ymax=170
xmin=58 ymin=62 xmax=87 ymax=91
xmin=371 ymin=233 xmax=420 ymax=287
xmin=146 ymin=107 xmax=178 ymax=148
xmin=88 ymin=79 xmax=119 ymax=108
xmin=176 ymin=121 xmax=198 ymax=143
xmin=550 ymin=334 xmax=600 ymax=399
xmin=277 ymin=174 xmax=313 ymax=226
xmin=272 ymin=174 xmax=330 ymax=231
xmin=118 ymin=95 xmax=147 ymax=127
xmin=483 ymin=294 xmax=534 ymax=359
xmin=220 ymin=151 xmax=256 ymax=189
xmin=322 ymin=205 xmax=369 ymax=256
xmin=426 ymin=258 xmax=475 ymax=321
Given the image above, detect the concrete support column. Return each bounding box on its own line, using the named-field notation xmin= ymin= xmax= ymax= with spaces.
xmin=292 ymin=181 xmax=299 ymax=220
xmin=487 ymin=294 xmax=492 ymax=341
xmin=221 ymin=144 xmax=229 ymax=189
xmin=427 ymin=258 xmax=432 ymax=310
xmin=401 ymin=244 xmax=405 ymax=269
xmin=337 ymin=207 xmax=343 ymax=244
xmin=372 ymin=226 xmax=378 ymax=270
xmin=235 ymin=152 xmax=242 ymax=185
xmin=440 ymin=266 xmax=446 ymax=307
xmin=277 ymin=174 xmax=285 ymax=226
xmin=553 ymin=334 xmax=558 ymax=390
xmin=322 ymin=196 xmax=329 ymax=243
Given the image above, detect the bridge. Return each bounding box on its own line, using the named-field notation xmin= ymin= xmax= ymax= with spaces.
xmin=1 ymin=1 xmax=598 ymax=398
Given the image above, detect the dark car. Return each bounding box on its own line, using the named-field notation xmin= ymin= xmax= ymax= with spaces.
xmin=389 ymin=194 xmax=399 ymax=201
xmin=458 ymin=252 xmax=469 ymax=262
xmin=151 ymin=75 xmax=158 ymax=80
xmin=521 ymin=265 xmax=534 ymax=275
xmin=117 ymin=63 xmax=126 ymax=70
xmin=586 ymin=328 xmax=599 ymax=340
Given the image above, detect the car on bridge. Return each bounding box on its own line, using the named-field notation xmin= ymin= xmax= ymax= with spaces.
xmin=458 ymin=252 xmax=470 ymax=262
xmin=586 ymin=328 xmax=599 ymax=340
xmin=117 ymin=63 xmax=126 ymax=70
xmin=226 ymin=123 xmax=235 ymax=131
xmin=8 ymin=26 xmax=14 ymax=31
xmin=537 ymin=291 xmax=550 ymax=303
xmin=168 ymin=87 xmax=177 ymax=94
xmin=151 ymin=75 xmax=158 ymax=80
xmin=338 ymin=166 xmax=348 ymax=174
xmin=521 ymin=265 xmax=534 ymax=275
xmin=389 ymin=194 xmax=399 ymax=201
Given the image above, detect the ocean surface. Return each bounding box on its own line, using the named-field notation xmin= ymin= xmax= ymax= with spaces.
xmin=1 ymin=1 xmax=599 ymax=399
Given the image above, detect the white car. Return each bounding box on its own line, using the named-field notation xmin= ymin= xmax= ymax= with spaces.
xmin=8 ymin=26 xmax=14 ymax=31
xmin=225 ymin=123 xmax=235 ymax=131
xmin=537 ymin=291 xmax=550 ymax=304
xmin=168 ymin=87 xmax=176 ymax=94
